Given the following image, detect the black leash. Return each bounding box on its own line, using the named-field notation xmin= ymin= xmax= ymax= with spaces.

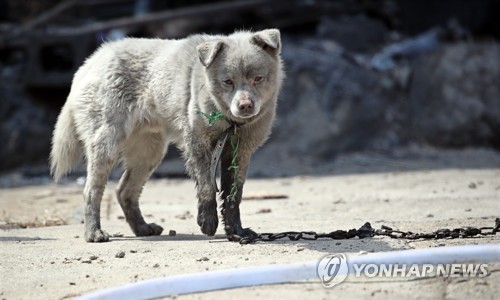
xmin=197 ymin=110 xmax=240 ymax=193
xmin=210 ymin=127 xmax=231 ymax=192
xmin=209 ymin=122 xmax=240 ymax=193
xmin=239 ymin=218 xmax=500 ymax=244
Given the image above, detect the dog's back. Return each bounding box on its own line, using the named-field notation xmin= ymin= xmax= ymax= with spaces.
xmin=51 ymin=38 xmax=179 ymax=178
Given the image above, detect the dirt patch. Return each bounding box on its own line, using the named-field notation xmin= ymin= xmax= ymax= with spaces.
xmin=0 ymin=217 xmax=66 ymax=229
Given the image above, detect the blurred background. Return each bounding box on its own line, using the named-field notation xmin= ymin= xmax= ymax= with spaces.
xmin=1 ymin=0 xmax=499 ymax=187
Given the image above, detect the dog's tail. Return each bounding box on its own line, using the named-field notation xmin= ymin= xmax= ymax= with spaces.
xmin=50 ymin=105 xmax=82 ymax=182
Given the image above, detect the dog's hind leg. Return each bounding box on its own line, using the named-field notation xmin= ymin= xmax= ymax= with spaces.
xmin=116 ymin=132 xmax=166 ymax=236
xmin=83 ymin=127 xmax=120 ymax=243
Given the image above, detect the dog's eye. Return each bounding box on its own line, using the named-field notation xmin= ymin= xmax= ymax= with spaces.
xmin=254 ymin=76 xmax=263 ymax=83
xmin=223 ymin=79 xmax=233 ymax=85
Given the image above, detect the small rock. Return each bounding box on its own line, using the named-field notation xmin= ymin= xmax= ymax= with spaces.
xmin=117 ymin=216 xmax=125 ymax=220
xmin=115 ymin=251 xmax=125 ymax=258
xmin=427 ymin=214 xmax=434 ymax=218
xmin=81 ymin=260 xmax=92 ymax=264
xmin=297 ymin=247 xmax=305 ymax=252
xmin=196 ymin=256 xmax=209 ymax=262
xmin=130 ymin=250 xmax=137 ymax=253
xmin=335 ymin=242 xmax=341 ymax=245
xmin=465 ymin=208 xmax=472 ymax=212
xmin=85 ymin=275 xmax=90 ymax=278
xmin=468 ymin=183 xmax=477 ymax=189
xmin=112 ymin=233 xmax=124 ymax=237
xmin=69 ymin=282 xmax=76 ymax=286
xmin=74 ymin=235 xmax=79 ymax=238
xmin=152 ymin=263 xmax=160 ymax=268
xmin=256 ymin=208 xmax=272 ymax=214
xmin=90 ymin=255 xmax=98 ymax=260
xmin=143 ymin=250 xmax=151 ymax=253
xmin=168 ymin=230 xmax=176 ymax=236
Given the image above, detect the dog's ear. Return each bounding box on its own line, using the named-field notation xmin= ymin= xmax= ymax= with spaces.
xmin=251 ymin=29 xmax=281 ymax=56
xmin=197 ymin=40 xmax=224 ymax=67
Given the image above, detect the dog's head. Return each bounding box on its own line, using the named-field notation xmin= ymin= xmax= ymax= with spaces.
xmin=197 ymin=29 xmax=283 ymax=120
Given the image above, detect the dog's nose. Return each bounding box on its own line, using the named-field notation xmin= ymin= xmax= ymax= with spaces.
xmin=238 ymin=99 xmax=253 ymax=110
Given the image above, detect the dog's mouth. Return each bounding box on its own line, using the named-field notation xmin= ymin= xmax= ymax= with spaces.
xmin=231 ymin=109 xmax=260 ymax=119
xmin=235 ymin=112 xmax=257 ymax=119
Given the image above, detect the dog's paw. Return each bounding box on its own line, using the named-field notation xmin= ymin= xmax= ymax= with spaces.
xmin=225 ymin=226 xmax=258 ymax=242
xmin=133 ymin=223 xmax=164 ymax=236
xmin=85 ymin=229 xmax=110 ymax=243
xmin=198 ymin=213 xmax=219 ymax=236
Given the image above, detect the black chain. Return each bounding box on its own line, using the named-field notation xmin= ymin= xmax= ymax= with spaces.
xmin=239 ymin=217 xmax=500 ymax=244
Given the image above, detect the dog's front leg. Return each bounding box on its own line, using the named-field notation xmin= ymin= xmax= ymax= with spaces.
xmin=185 ymin=140 xmax=219 ymax=236
xmin=220 ymin=149 xmax=257 ymax=241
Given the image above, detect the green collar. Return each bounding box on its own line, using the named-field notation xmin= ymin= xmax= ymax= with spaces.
xmin=196 ymin=111 xmax=225 ymax=127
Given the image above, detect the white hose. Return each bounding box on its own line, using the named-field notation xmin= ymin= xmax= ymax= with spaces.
xmin=77 ymin=244 xmax=500 ymax=300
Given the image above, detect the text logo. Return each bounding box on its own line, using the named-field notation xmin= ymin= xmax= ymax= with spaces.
xmin=317 ymin=253 xmax=489 ymax=288
xmin=317 ymin=254 xmax=348 ymax=288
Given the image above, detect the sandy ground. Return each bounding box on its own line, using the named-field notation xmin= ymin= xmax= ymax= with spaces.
xmin=1 ymin=166 xmax=500 ymax=299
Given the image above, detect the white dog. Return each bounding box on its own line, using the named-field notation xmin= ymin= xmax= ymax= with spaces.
xmin=51 ymin=29 xmax=284 ymax=242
